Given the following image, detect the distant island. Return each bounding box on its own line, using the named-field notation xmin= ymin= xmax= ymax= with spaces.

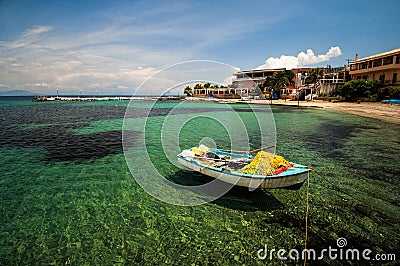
xmin=0 ymin=90 xmax=36 ymax=96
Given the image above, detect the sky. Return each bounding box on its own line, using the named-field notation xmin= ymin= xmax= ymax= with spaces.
xmin=0 ymin=0 xmax=399 ymax=95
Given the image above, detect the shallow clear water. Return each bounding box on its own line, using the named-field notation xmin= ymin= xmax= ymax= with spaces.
xmin=0 ymin=98 xmax=399 ymax=265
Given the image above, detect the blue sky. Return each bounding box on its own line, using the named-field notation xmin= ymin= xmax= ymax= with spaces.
xmin=0 ymin=0 xmax=399 ymax=94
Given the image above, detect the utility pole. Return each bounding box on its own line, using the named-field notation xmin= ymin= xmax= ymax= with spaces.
xmin=297 ymin=88 xmax=300 ymax=106
xmin=270 ymin=89 xmax=273 ymax=104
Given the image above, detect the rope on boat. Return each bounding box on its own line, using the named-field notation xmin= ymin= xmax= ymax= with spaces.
xmin=217 ymin=145 xmax=276 ymax=155
xmin=304 ymin=170 xmax=310 ymax=266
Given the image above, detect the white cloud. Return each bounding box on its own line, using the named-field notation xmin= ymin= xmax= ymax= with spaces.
xmin=49 ymin=60 xmax=83 ymax=71
xmin=298 ymin=46 xmax=342 ymax=65
xmin=222 ymin=67 xmax=240 ymax=86
xmin=0 ymin=5 xmax=276 ymax=95
xmin=116 ymin=85 xmax=130 ymax=90
xmin=33 ymin=82 xmax=50 ymax=87
xmin=122 ymin=67 xmax=157 ymax=76
xmin=0 ymin=57 xmax=17 ymax=65
xmin=88 ymin=83 xmax=100 ymax=89
xmin=222 ymin=75 xmax=235 ymax=86
xmin=257 ymin=46 xmax=342 ymax=69
xmin=22 ymin=25 xmax=53 ymax=38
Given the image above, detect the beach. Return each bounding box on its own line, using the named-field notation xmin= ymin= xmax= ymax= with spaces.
xmin=247 ymin=99 xmax=400 ymax=124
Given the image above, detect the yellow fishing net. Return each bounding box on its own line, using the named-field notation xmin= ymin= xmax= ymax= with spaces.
xmin=191 ymin=147 xmax=203 ymax=156
xmin=191 ymin=144 xmax=210 ymax=156
xmin=238 ymin=151 xmax=291 ymax=175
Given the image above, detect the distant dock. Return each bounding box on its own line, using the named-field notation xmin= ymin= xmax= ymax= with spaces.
xmin=32 ymin=96 xmax=185 ymax=102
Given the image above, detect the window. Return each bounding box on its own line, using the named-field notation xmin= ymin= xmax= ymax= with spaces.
xmin=374 ymin=59 xmax=382 ymax=67
xmin=350 ymin=64 xmax=359 ymax=71
xmin=383 ymin=56 xmax=393 ymax=65
xmin=396 ymin=56 xmax=400 ymax=64
xmin=379 ymin=74 xmax=385 ymax=84
xmin=393 ymin=73 xmax=397 ymax=84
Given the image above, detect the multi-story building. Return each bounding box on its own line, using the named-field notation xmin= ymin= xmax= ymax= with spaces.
xmin=231 ymin=68 xmax=285 ymax=97
xmin=291 ymin=68 xmax=312 ymax=88
xmin=349 ymin=48 xmax=400 ymax=85
xmin=192 ymin=48 xmax=399 ymax=99
xmin=318 ymin=66 xmax=349 ymax=95
xmin=231 ymin=66 xmax=348 ymax=98
xmin=192 ymin=86 xmax=240 ymax=99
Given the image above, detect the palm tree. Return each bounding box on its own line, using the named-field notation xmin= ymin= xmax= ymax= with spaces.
xmin=184 ymin=85 xmax=193 ymax=96
xmin=193 ymin=83 xmax=204 ymax=95
xmin=305 ymin=68 xmax=324 ymax=84
xmin=263 ymin=70 xmax=293 ymax=93
xmin=194 ymin=83 xmax=203 ymax=90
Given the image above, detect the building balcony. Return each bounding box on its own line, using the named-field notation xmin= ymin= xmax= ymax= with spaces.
xmin=319 ymin=78 xmax=345 ymax=84
xmin=349 ymin=63 xmax=400 ymax=75
xmin=232 ymin=77 xmax=264 ymax=82
xmin=350 ymin=52 xmax=400 ymax=73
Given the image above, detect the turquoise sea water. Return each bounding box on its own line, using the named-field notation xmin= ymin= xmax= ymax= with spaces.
xmin=0 ymin=97 xmax=399 ymax=265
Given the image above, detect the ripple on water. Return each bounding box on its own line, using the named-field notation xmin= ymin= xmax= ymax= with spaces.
xmin=0 ymin=100 xmax=399 ymax=265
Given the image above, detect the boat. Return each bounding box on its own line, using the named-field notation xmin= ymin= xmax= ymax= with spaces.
xmin=236 ymin=96 xmax=252 ymax=104
xmin=177 ymin=145 xmax=310 ymax=190
xmin=381 ymin=99 xmax=400 ymax=104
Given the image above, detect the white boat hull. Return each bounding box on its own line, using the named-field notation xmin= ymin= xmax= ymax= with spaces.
xmin=177 ymin=156 xmax=309 ymax=190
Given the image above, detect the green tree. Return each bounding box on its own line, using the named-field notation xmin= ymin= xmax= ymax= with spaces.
xmin=335 ymin=80 xmax=378 ymax=100
xmin=257 ymin=82 xmax=265 ymax=92
xmin=283 ymin=69 xmax=295 ymax=84
xmin=378 ymin=85 xmax=400 ymax=100
xmin=305 ymin=68 xmax=324 ymax=84
xmin=194 ymin=83 xmax=203 ymax=90
xmin=193 ymin=83 xmax=204 ymax=95
xmin=263 ymin=70 xmax=293 ymax=93
xmin=184 ymin=85 xmax=193 ymax=96
xmin=203 ymin=82 xmax=211 ymax=89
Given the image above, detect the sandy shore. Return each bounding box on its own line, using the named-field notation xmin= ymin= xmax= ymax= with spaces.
xmin=186 ymin=97 xmax=400 ymax=124
xmin=266 ymin=99 xmax=400 ymax=124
